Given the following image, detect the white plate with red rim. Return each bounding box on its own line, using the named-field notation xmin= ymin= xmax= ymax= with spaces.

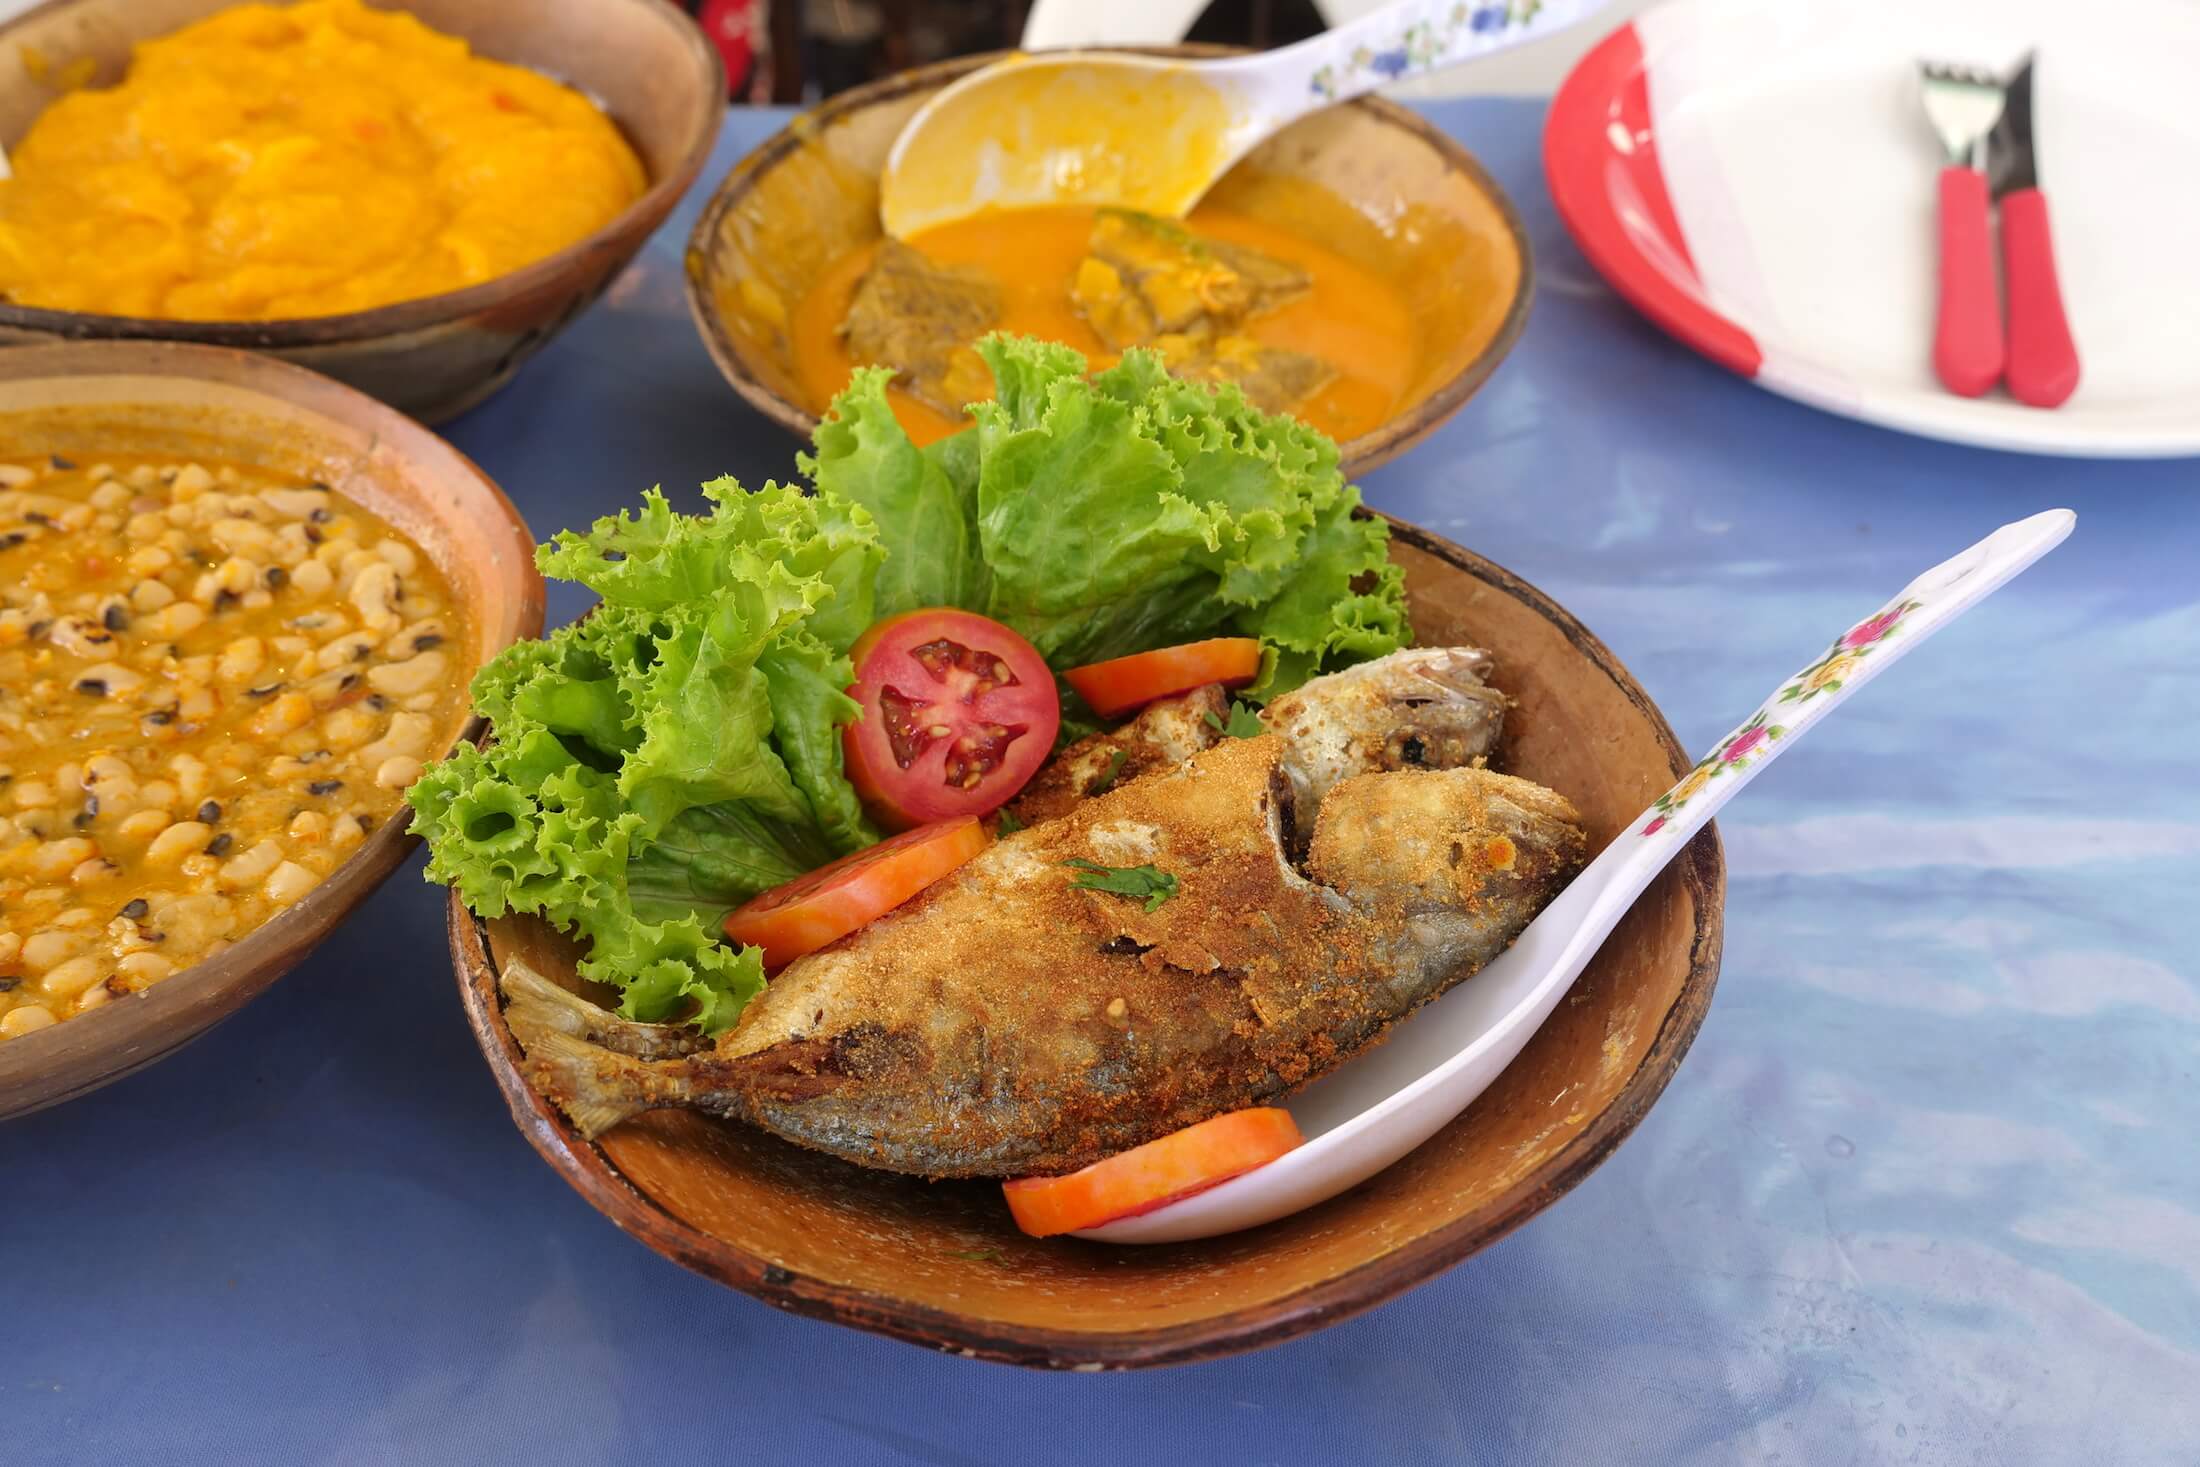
xmin=1543 ymin=0 xmax=2200 ymax=457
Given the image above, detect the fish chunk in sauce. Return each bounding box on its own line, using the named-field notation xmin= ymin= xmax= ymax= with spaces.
xmin=791 ymin=202 xmax=1421 ymax=446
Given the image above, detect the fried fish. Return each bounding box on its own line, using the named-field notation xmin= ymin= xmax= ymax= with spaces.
xmin=504 ymin=649 xmax=1584 ymax=1178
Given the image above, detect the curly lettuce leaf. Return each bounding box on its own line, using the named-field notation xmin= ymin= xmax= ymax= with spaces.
xmin=537 ymin=478 xmax=882 ymax=649
xmin=626 ymin=800 xmax=825 ymax=931
xmin=967 ymin=355 xmax=1226 ymax=666
xmin=469 ymin=635 xmax=633 ymax=762
xmin=412 ymin=480 xmax=881 ymax=1033
xmin=531 ymin=481 xmax=883 ymax=844
xmin=808 ymin=334 xmax=1408 ymax=695
xmin=1234 ymin=479 xmax=1408 ymax=698
xmin=1102 ymin=354 xmax=1344 ymax=610
xmin=758 ymin=632 xmax=877 ymax=856
xmin=799 ymin=367 xmax=986 ymax=618
xmin=595 ymin=600 xmax=812 ymax=838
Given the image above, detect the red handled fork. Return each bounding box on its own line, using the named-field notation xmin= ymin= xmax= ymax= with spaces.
xmin=1919 ymin=59 xmax=2007 ymax=397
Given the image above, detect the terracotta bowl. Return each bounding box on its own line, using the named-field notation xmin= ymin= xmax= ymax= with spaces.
xmin=450 ymin=517 xmax=1723 ymax=1369
xmin=0 ymin=0 xmax=723 ymax=425
xmin=0 ymin=341 xmax=545 ymax=1121
xmin=684 ymin=49 xmax=1532 ymax=479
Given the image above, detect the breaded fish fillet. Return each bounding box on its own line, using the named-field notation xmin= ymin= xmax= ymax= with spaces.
xmin=504 ymin=649 xmax=1582 ymax=1178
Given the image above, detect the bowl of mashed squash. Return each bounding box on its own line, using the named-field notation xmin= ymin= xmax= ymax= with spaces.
xmin=684 ymin=48 xmax=1532 ymax=478
xmin=0 ymin=0 xmax=723 ymax=423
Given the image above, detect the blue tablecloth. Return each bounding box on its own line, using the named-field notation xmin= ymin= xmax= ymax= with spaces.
xmin=10 ymin=100 xmax=2196 ymax=1465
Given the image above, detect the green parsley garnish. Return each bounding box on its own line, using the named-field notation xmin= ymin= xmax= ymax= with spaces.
xmin=1062 ymin=858 xmax=1179 ymax=912
xmin=945 ymin=1248 xmax=1004 ymax=1263
xmin=995 ymin=807 xmax=1025 ymax=835
xmin=1085 ymin=748 xmax=1129 ymax=795
xmin=1203 ymin=701 xmax=1265 ymax=739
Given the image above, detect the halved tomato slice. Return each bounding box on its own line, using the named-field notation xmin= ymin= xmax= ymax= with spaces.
xmin=1001 ymin=1107 xmax=1304 ymax=1237
xmin=723 ymin=817 xmax=988 ymax=970
xmin=844 ymin=609 xmax=1059 ymax=830
xmin=1061 ymin=637 xmax=1262 ymax=719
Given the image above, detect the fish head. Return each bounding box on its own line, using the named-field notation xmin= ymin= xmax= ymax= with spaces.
xmin=1264 ymin=647 xmax=1509 ymax=823
xmin=1365 ymin=647 xmax=1509 ymax=771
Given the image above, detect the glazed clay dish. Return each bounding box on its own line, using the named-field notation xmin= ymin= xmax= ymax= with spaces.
xmin=0 ymin=0 xmax=722 ymax=423
xmin=0 ymin=341 xmax=543 ymax=1120
xmin=685 ymin=48 xmax=1532 ymax=478
xmin=452 ymin=516 xmax=1724 ymax=1369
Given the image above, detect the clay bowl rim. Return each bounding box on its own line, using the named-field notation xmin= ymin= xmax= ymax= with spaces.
xmin=0 ymin=0 xmax=725 ymax=347
xmin=447 ymin=513 xmax=1725 ymax=1370
xmin=681 ymin=45 xmax=1536 ymax=479
xmin=0 ymin=339 xmax=547 ymax=1120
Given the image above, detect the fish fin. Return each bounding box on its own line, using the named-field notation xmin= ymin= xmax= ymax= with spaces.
xmin=499 ymin=959 xmax=705 ymax=1139
xmin=519 ymin=1029 xmax=648 ymax=1138
xmin=500 ymin=958 xmax=703 ymax=1059
xmin=513 ymin=1025 xmax=691 ymax=1140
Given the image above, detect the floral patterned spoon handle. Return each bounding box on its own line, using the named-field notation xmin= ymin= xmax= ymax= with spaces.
xmin=882 ymin=1 xmax=1610 ymax=236
xmin=1085 ymin=508 xmax=2077 ymax=1244
xmin=1632 ymin=507 xmax=2074 ymax=847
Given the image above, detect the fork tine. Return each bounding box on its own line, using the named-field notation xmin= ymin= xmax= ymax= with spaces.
xmin=1918 ymin=56 xmax=2007 ymax=159
xmin=1919 ymin=62 xmax=1993 ymax=86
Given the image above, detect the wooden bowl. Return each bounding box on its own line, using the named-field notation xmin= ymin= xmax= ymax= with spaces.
xmin=0 ymin=341 xmax=545 ymax=1121
xmin=0 ymin=0 xmax=723 ymax=425
xmin=450 ymin=517 xmax=1723 ymax=1368
xmin=684 ymin=49 xmax=1531 ymax=479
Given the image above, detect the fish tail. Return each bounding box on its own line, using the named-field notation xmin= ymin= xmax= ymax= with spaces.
xmin=500 ymin=958 xmax=704 ymax=1059
xmin=499 ymin=959 xmax=703 ymax=1139
xmin=515 ymin=1026 xmax=688 ymax=1138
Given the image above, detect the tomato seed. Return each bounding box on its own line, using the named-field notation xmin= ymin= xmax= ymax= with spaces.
xmin=909 ymin=636 xmax=1018 ymax=701
xmin=941 ymin=721 xmax=1025 ymax=789
xmin=879 ymin=685 xmax=941 ymax=770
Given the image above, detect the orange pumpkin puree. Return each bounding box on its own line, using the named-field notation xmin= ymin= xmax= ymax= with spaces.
xmin=0 ymin=0 xmax=646 ymax=321
xmin=790 ymin=205 xmax=1422 ymax=446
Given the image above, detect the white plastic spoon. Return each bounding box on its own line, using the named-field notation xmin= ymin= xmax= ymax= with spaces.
xmin=1082 ymin=508 xmax=2076 ymax=1243
xmin=878 ymin=0 xmax=1611 ymax=239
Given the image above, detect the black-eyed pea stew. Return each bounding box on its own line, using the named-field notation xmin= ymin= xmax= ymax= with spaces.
xmin=0 ymin=454 xmax=469 ymax=1039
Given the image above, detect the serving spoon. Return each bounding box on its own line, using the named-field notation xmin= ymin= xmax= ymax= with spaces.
xmin=878 ymin=0 xmax=1611 ymax=239
xmin=1082 ymin=508 xmax=2076 ymax=1242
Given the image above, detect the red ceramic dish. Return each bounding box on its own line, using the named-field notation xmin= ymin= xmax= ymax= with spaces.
xmin=1542 ymin=0 xmax=2200 ymax=457
xmin=1543 ymin=20 xmax=1762 ymax=380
